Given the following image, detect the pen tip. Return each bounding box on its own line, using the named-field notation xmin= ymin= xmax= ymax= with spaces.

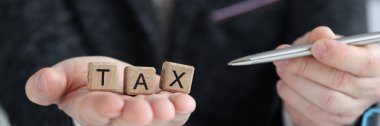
xmin=228 ymin=59 xmax=249 ymax=66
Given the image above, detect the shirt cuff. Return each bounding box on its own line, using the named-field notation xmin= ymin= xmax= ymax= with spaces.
xmin=73 ymin=119 xmax=81 ymax=126
xmin=283 ymin=109 xmax=294 ymax=126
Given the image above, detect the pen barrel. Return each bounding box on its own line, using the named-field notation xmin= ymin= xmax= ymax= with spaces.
xmin=229 ymin=31 xmax=380 ymax=66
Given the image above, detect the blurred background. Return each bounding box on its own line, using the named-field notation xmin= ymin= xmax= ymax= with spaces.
xmin=0 ymin=0 xmax=378 ymax=126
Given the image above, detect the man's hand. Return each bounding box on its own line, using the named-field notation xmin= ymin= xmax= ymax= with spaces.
xmin=25 ymin=56 xmax=196 ymax=126
xmin=274 ymin=26 xmax=380 ymax=126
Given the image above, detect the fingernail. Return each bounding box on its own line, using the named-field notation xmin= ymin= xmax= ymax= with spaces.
xmin=313 ymin=41 xmax=328 ymax=59
xmin=35 ymin=74 xmax=48 ymax=92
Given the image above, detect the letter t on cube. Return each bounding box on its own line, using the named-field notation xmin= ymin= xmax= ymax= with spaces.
xmin=88 ymin=62 xmax=118 ymax=92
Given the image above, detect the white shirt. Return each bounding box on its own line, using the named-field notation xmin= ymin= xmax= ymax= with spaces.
xmin=367 ymin=0 xmax=380 ymax=32
xmin=0 ymin=104 xmax=10 ymax=126
xmin=368 ymin=0 xmax=380 ymax=125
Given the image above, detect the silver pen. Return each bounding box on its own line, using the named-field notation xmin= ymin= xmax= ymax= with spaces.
xmin=228 ymin=31 xmax=380 ymax=66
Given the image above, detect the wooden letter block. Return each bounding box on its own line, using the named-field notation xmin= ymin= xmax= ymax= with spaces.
xmin=88 ymin=62 xmax=118 ymax=92
xmin=124 ymin=66 xmax=156 ymax=95
xmin=160 ymin=61 xmax=194 ymax=94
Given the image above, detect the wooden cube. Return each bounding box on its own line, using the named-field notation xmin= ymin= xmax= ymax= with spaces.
xmin=124 ymin=66 xmax=156 ymax=95
xmin=88 ymin=62 xmax=118 ymax=92
xmin=160 ymin=61 xmax=194 ymax=94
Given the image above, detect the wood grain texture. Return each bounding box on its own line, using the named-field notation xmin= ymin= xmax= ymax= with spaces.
xmin=160 ymin=61 xmax=194 ymax=94
xmin=124 ymin=66 xmax=156 ymax=95
xmin=87 ymin=62 xmax=118 ymax=92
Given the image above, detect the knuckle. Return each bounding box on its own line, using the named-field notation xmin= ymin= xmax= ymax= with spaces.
xmin=323 ymin=92 xmax=354 ymax=114
xmin=359 ymin=50 xmax=380 ymax=76
xmin=323 ymin=91 xmax=338 ymax=110
xmin=324 ymin=92 xmax=361 ymax=116
xmin=285 ymin=59 xmax=300 ymax=72
xmin=330 ymin=45 xmax=349 ymax=66
xmin=330 ymin=70 xmax=354 ymax=89
xmin=341 ymin=51 xmax=349 ymax=64
xmin=296 ymin=58 xmax=310 ymax=76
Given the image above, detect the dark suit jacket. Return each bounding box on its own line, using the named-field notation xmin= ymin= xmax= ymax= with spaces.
xmin=0 ymin=0 xmax=367 ymax=125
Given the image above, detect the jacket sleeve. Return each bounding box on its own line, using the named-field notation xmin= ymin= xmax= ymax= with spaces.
xmin=0 ymin=0 xmax=87 ymax=125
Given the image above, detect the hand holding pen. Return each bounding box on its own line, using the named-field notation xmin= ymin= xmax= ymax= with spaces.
xmin=264 ymin=26 xmax=380 ymax=125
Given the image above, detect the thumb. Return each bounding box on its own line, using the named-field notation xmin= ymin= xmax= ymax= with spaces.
xmin=307 ymin=26 xmax=336 ymax=42
xmin=293 ymin=26 xmax=336 ymax=45
xmin=25 ymin=67 xmax=67 ymax=106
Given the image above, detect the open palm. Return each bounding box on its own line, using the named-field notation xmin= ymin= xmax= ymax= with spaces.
xmin=25 ymin=56 xmax=196 ymax=126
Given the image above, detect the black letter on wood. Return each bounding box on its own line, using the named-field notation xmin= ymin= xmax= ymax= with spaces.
xmin=97 ymin=69 xmax=110 ymax=86
xmin=169 ymin=70 xmax=185 ymax=88
xmin=134 ymin=73 xmax=148 ymax=90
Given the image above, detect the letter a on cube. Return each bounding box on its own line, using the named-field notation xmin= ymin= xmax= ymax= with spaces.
xmin=160 ymin=61 xmax=194 ymax=94
xmin=88 ymin=62 xmax=118 ymax=92
xmin=124 ymin=66 xmax=156 ymax=95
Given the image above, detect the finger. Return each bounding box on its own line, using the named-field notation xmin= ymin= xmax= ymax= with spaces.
xmin=273 ymin=45 xmax=291 ymax=66
xmin=293 ymin=26 xmax=336 ymax=45
xmin=145 ymin=93 xmax=175 ymax=125
xmin=170 ymin=93 xmax=196 ymax=114
xmin=276 ymin=69 xmax=363 ymax=116
xmin=167 ymin=93 xmax=196 ymax=126
xmin=278 ymin=82 xmax=330 ymax=125
xmin=311 ymin=39 xmax=380 ymax=77
xmin=25 ymin=67 xmax=67 ymax=105
xmin=112 ymin=97 xmax=154 ymax=126
xmin=277 ymin=81 xmax=358 ymax=125
xmin=277 ymin=56 xmax=380 ymax=98
xmin=279 ymin=57 xmax=356 ymax=95
xmin=61 ymin=89 xmax=124 ymax=126
xmin=78 ymin=92 xmax=124 ymax=126
xmin=306 ymin=26 xmax=336 ymax=42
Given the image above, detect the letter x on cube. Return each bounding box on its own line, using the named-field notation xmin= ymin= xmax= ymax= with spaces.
xmin=160 ymin=61 xmax=194 ymax=94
